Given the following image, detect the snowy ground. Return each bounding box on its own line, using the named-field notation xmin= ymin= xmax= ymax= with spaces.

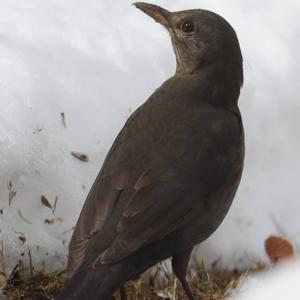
xmin=230 ymin=261 xmax=300 ymax=300
xmin=0 ymin=0 xmax=299 ymax=272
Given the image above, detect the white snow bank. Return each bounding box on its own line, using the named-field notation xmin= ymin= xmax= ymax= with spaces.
xmin=230 ymin=261 xmax=300 ymax=300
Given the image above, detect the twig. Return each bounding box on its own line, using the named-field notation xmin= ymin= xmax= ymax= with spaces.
xmin=270 ymin=213 xmax=287 ymax=237
xmin=172 ymin=278 xmax=178 ymax=300
xmin=52 ymin=196 xmax=58 ymax=214
xmin=27 ymin=247 xmax=33 ymax=277
xmin=61 ymin=112 xmax=67 ymax=128
xmin=18 ymin=210 xmax=32 ymax=225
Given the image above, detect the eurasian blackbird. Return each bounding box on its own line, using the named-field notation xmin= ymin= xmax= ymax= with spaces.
xmin=56 ymin=3 xmax=244 ymax=300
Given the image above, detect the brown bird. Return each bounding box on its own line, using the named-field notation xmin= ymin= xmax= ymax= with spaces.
xmin=56 ymin=3 xmax=244 ymax=300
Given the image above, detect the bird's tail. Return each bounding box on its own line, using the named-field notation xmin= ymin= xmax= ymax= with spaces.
xmin=55 ymin=262 xmax=128 ymax=300
xmin=55 ymin=245 xmax=166 ymax=300
xmin=55 ymin=232 xmax=186 ymax=300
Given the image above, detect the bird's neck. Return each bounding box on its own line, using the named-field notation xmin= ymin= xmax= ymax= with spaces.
xmin=176 ymin=60 xmax=243 ymax=107
xmin=177 ymin=58 xmax=242 ymax=82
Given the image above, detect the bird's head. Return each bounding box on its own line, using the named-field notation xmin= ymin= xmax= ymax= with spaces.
xmin=134 ymin=2 xmax=243 ymax=77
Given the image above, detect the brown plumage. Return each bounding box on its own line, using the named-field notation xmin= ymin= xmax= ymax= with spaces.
xmin=56 ymin=3 xmax=244 ymax=300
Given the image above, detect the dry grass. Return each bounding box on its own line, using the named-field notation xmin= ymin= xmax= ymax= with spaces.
xmin=2 ymin=261 xmax=247 ymax=300
xmin=3 ymin=266 xmax=65 ymax=300
xmin=114 ymin=270 xmax=242 ymax=300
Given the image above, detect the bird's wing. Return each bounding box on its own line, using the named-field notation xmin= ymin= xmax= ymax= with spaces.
xmin=67 ymin=169 xmax=129 ymax=275
xmin=98 ymin=114 xmax=243 ymax=264
xmin=68 ymin=108 xmax=143 ymax=275
xmin=69 ymin=104 xmax=243 ymax=272
xmin=99 ymin=167 xmax=205 ymax=264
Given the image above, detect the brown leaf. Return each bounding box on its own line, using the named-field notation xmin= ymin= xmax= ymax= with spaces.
xmin=15 ymin=232 xmax=26 ymax=244
xmin=41 ymin=195 xmax=52 ymax=209
xmin=7 ymin=181 xmax=17 ymax=206
xmin=71 ymin=152 xmax=89 ymax=162
xmin=265 ymin=235 xmax=294 ymax=263
xmin=45 ymin=218 xmax=54 ymax=225
xmin=44 ymin=218 xmax=63 ymax=225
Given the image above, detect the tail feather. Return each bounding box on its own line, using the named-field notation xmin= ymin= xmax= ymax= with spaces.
xmin=55 ymin=231 xmax=191 ymax=300
xmin=55 ymin=263 xmax=124 ymax=300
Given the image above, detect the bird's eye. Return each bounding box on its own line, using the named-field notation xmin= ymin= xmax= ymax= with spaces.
xmin=182 ymin=22 xmax=195 ymax=33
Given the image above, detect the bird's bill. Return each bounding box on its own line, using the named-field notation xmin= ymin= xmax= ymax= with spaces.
xmin=133 ymin=2 xmax=170 ymax=27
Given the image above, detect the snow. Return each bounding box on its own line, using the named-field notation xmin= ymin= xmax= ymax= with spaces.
xmin=0 ymin=0 xmax=299 ymax=271
xmin=230 ymin=261 xmax=300 ymax=300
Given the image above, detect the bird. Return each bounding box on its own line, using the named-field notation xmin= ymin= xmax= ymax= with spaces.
xmin=55 ymin=2 xmax=244 ymax=300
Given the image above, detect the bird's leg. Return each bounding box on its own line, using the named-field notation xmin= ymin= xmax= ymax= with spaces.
xmin=119 ymin=284 xmax=128 ymax=300
xmin=172 ymin=248 xmax=195 ymax=300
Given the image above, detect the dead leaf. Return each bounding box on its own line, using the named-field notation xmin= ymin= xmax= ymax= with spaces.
xmin=71 ymin=152 xmax=89 ymax=162
xmin=45 ymin=219 xmax=54 ymax=225
xmin=15 ymin=232 xmax=26 ymax=245
xmin=41 ymin=195 xmax=52 ymax=209
xmin=7 ymin=181 xmax=17 ymax=206
xmin=265 ymin=235 xmax=294 ymax=263
xmin=44 ymin=218 xmax=63 ymax=225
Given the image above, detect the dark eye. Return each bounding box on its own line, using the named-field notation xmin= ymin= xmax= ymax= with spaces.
xmin=182 ymin=22 xmax=195 ymax=33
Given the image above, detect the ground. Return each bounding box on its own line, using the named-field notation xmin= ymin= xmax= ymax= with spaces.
xmin=2 ymin=262 xmax=249 ymax=300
